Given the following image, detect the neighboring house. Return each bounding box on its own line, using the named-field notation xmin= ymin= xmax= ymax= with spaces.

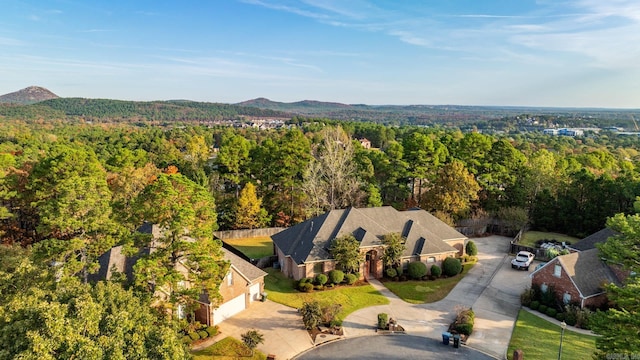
xmin=90 ymin=224 xmax=266 ymax=326
xmin=568 ymin=227 xmax=618 ymax=252
xmin=358 ymin=138 xmax=372 ymax=149
xmin=194 ymin=248 xmax=267 ymax=325
xmin=271 ymin=206 xmax=466 ymax=280
xmin=530 ymin=248 xmax=622 ymax=308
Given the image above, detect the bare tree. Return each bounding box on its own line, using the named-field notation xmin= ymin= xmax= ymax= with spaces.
xmin=303 ymin=126 xmax=365 ymax=215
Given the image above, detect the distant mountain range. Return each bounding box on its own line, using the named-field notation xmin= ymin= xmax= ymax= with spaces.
xmin=0 ymin=86 xmax=59 ymax=104
xmin=1 ymin=87 xmax=639 ymax=127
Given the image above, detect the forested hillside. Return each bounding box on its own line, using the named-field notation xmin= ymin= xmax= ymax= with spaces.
xmin=2 ymin=115 xmax=640 ymax=357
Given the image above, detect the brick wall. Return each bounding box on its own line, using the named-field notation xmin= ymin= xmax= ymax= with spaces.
xmin=531 ymin=260 xmax=582 ymax=306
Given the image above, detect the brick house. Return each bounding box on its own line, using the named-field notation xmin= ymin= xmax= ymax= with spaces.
xmin=271 ymin=206 xmax=466 ymax=280
xmin=530 ymin=248 xmax=622 ymax=308
xmin=92 ymin=224 xmax=266 ymax=326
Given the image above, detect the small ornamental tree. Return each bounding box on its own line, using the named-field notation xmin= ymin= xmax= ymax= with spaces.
xmin=407 ymin=261 xmax=427 ymax=279
xmin=330 ymin=234 xmax=364 ymax=274
xmin=241 ymin=329 xmax=265 ymax=355
xmin=381 ymin=233 xmax=406 ymax=269
xmin=465 ymin=240 xmax=478 ymax=256
xmin=300 ymin=301 xmax=323 ymax=330
xmin=442 ymin=257 xmax=462 ymax=277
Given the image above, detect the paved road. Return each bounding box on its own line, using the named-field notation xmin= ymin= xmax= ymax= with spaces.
xmin=296 ymin=335 xmax=497 ymax=360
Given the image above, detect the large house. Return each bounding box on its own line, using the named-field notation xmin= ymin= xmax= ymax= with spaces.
xmin=530 ymin=228 xmax=625 ymax=309
xmin=91 ymin=224 xmax=266 ymax=326
xmin=271 ymin=206 xmax=467 ymax=280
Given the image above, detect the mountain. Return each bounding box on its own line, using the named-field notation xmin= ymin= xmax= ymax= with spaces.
xmin=236 ymin=98 xmax=354 ymax=114
xmin=0 ymin=86 xmax=59 ymax=105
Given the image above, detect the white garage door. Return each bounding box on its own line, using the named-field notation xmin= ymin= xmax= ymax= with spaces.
xmin=249 ymin=283 xmax=261 ymax=303
xmin=213 ymin=294 xmax=245 ymax=325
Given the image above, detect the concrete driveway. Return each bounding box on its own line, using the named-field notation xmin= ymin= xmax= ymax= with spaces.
xmin=215 ymin=300 xmax=314 ymax=359
xmin=340 ymin=235 xmax=527 ymax=359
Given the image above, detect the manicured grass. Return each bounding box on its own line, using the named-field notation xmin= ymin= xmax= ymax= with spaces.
xmin=507 ymin=310 xmax=597 ymax=360
xmin=222 ymin=236 xmax=273 ymax=259
xmin=381 ymin=261 xmax=476 ymax=304
xmin=191 ymin=336 xmax=267 ymax=360
xmin=518 ymin=231 xmax=578 ymax=248
xmin=263 ymin=268 xmax=390 ymax=321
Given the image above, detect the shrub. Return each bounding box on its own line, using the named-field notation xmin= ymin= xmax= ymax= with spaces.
xmin=455 ymin=323 xmax=474 ymax=335
xmin=399 ymin=275 xmax=407 ymax=281
xmin=330 ymin=319 xmax=343 ymax=327
xmin=328 ymin=269 xmax=344 ymax=284
xmin=539 ymin=304 xmax=548 ymax=313
xmin=442 ymin=257 xmax=462 ymax=277
xmin=576 ymin=308 xmax=593 ymax=329
xmin=188 ymin=331 xmax=200 ymax=341
xmin=378 ymin=313 xmax=388 ymax=330
xmin=430 ymin=265 xmax=442 ymax=278
xmin=466 ymin=240 xmax=478 ymax=256
xmin=300 ymin=282 xmax=314 ymax=292
xmin=385 ymin=268 xmax=398 ymax=278
xmin=520 ymin=287 xmax=535 ymax=307
xmin=300 ymin=301 xmax=323 ymax=330
xmin=345 ymin=273 xmax=358 ymax=285
xmin=315 ymin=273 xmax=328 ymax=286
xmin=182 ymin=335 xmax=193 ymax=344
xmin=407 ymin=261 xmax=428 ymax=280
xmin=540 ymin=285 xmax=556 ymax=306
xmin=556 ymin=313 xmax=565 ymax=322
xmin=206 ymin=326 xmax=219 ymax=337
xmin=546 ymin=308 xmax=557 ymax=318
xmin=564 ymin=306 xmax=578 ymax=327
xmin=198 ymin=330 xmax=209 ymax=339
xmin=314 ymin=284 xmax=324 ymax=290
xmin=529 ymin=301 xmax=540 ymax=310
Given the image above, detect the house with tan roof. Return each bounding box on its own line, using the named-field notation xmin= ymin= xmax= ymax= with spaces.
xmin=271 ymin=206 xmax=467 ymax=280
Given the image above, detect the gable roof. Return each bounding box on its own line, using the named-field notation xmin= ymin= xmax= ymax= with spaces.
xmin=271 ymin=206 xmax=465 ymax=265
xmin=570 ymin=228 xmax=618 ymax=252
xmin=221 ymin=248 xmax=267 ymax=283
xmin=532 ymin=248 xmax=621 ymax=298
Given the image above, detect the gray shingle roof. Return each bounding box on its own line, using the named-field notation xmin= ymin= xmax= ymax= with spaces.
xmin=271 ymin=206 xmax=465 ymax=264
xmin=221 ymin=248 xmax=267 ymax=282
xmin=570 ymin=228 xmax=618 ymax=252
xmin=558 ymin=248 xmax=621 ymax=297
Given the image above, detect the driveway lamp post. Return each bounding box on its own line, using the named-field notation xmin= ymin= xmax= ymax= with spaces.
xmin=557 ymin=320 xmax=567 ymax=360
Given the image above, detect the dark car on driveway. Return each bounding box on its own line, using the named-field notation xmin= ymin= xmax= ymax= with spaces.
xmin=511 ymin=251 xmax=534 ymax=270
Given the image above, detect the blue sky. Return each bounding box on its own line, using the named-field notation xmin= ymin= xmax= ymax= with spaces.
xmin=1 ymin=1 xmax=639 ymax=107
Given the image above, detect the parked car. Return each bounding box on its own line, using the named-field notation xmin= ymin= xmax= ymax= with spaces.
xmin=511 ymin=251 xmax=535 ymax=270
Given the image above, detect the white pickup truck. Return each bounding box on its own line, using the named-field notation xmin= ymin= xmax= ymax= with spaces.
xmin=511 ymin=251 xmax=535 ymax=270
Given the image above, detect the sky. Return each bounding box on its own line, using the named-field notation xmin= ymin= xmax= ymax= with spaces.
xmin=1 ymin=1 xmax=639 ymax=108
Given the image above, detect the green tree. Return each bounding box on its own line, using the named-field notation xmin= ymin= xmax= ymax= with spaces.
xmin=0 ymin=153 xmax=16 ymax=223
xmin=233 ymin=182 xmax=271 ymax=229
xmin=381 ymin=233 xmax=406 ymax=269
xmin=216 ymin=131 xmax=252 ymax=196
xmin=0 ymin=251 xmax=188 ymax=360
xmin=330 ymin=234 xmax=364 ymax=274
xmin=422 ymin=160 xmax=480 ymax=219
xmin=131 ymin=173 xmax=229 ymax=311
xmin=590 ymin=213 xmax=640 ymax=358
xmin=27 ymin=145 xmax=116 ymax=282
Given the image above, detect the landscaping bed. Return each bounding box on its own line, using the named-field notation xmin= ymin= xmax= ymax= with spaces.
xmin=191 ymin=336 xmax=267 ymax=360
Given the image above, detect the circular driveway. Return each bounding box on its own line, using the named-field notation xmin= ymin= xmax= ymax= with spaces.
xmin=295 ymin=335 xmax=496 ymax=360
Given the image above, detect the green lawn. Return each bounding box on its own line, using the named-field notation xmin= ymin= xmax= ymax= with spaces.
xmin=222 ymin=236 xmax=273 ymax=259
xmin=263 ymin=268 xmax=389 ymax=321
xmin=192 ymin=336 xmax=266 ymax=360
xmin=518 ymin=231 xmax=579 ymax=248
xmin=381 ymin=261 xmax=476 ymax=304
xmin=507 ymin=310 xmax=597 ymax=360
